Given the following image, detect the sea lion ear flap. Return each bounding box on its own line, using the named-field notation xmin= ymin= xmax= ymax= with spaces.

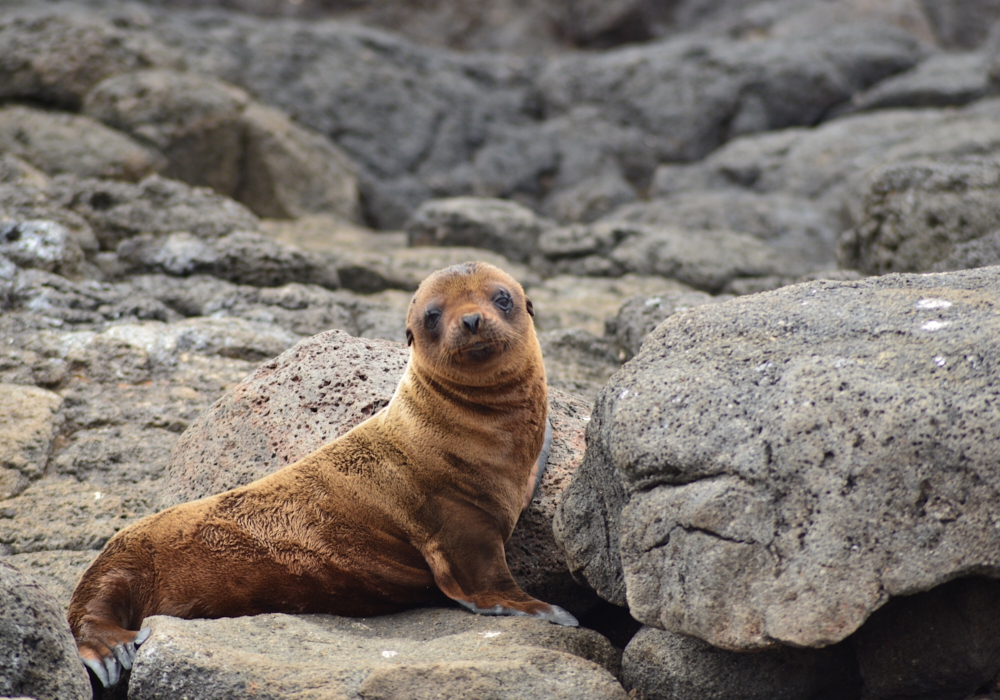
xmin=525 ymin=298 xmax=534 ymax=317
xmin=406 ymin=329 xmax=414 ymax=346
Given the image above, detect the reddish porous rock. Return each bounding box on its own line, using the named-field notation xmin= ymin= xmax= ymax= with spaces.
xmin=161 ymin=329 xmax=596 ymax=613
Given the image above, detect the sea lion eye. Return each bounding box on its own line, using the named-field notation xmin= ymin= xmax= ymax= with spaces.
xmin=494 ymin=292 xmax=513 ymax=313
xmin=424 ymin=308 xmax=442 ymax=331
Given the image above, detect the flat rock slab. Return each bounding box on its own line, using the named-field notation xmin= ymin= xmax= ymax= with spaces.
xmin=128 ymin=609 xmax=626 ymax=700
xmin=556 ymin=266 xmax=1000 ymax=651
xmin=163 ymin=329 xmax=597 ymax=613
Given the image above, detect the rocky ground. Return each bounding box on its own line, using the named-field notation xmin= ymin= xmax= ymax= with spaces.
xmin=3 ymin=0 xmax=1000 ymax=698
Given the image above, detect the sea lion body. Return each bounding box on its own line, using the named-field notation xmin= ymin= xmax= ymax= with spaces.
xmin=69 ymin=262 xmax=574 ymax=688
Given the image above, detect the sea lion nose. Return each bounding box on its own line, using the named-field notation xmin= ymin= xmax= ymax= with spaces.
xmin=462 ymin=313 xmax=481 ymax=334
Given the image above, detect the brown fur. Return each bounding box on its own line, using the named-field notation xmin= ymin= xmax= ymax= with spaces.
xmin=68 ymin=261 xmax=575 ymax=686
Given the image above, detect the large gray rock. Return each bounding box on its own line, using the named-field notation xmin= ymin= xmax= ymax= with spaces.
xmin=0 ymin=12 xmax=179 ymax=109
xmin=0 ymin=105 xmax=163 ymax=183
xmin=538 ymin=21 xmax=923 ymax=163
xmin=84 ymin=69 xmax=360 ymax=220
xmin=604 ymin=290 xmax=726 ymax=360
xmin=0 ymin=220 xmax=84 ymax=279
xmin=47 ymin=174 xmax=260 ymax=251
xmin=0 ymin=384 xmax=63 ymax=499
xmin=851 ymin=51 xmax=993 ymax=112
xmin=622 ymin=626 xmax=860 ymax=700
xmin=0 ymin=561 xmax=91 ymax=700
xmin=161 ymin=329 xmax=597 ymax=613
xmin=128 ymin=609 xmax=626 ymax=699
xmin=839 ymin=157 xmax=1000 ymax=274
xmin=556 ymin=266 xmax=1000 ymax=652
xmin=407 ymin=197 xmax=553 ymax=263
xmin=152 ymin=6 xmax=925 ymax=226
xmin=116 ymin=230 xmax=341 ymax=289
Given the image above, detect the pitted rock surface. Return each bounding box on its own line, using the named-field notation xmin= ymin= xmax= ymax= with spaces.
xmin=0 ymin=561 xmax=91 ymax=700
xmin=163 ymin=329 xmax=596 ymax=612
xmin=128 ymin=609 xmax=625 ymax=700
xmin=556 ymin=266 xmax=1000 ymax=650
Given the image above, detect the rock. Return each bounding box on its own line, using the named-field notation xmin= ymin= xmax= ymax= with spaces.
xmin=0 ymin=12 xmax=179 ymax=110
xmin=0 ymin=154 xmax=49 ymax=189
xmin=47 ymin=174 xmax=260 ymax=251
xmin=50 ymin=424 xmax=178 ymax=485
xmin=407 ymin=197 xmax=553 ymax=263
xmin=556 ymin=266 xmax=1000 ymax=651
xmin=934 ymin=229 xmax=1000 ymax=271
xmin=0 ymin=384 xmax=63 ymax=499
xmin=854 ymin=577 xmax=1000 ymax=700
xmin=3 ymin=550 xmax=98 ymax=611
xmin=622 ymin=626 xmax=861 ymax=700
xmin=610 ymin=225 xmax=804 ymax=293
xmin=84 ymin=69 xmax=360 ymax=221
xmin=239 ymin=101 xmax=360 ymax=220
xmin=547 ymin=169 xmax=637 ymax=224
xmin=0 ymin=105 xmax=163 ymax=183
xmin=839 ymin=157 xmax=1000 ymax=274
xmin=851 ymin=51 xmax=993 ymax=112
xmin=607 ymin=190 xmax=842 ymax=270
xmin=604 ymin=290 xmax=727 ymax=360
xmin=538 ymin=329 xmax=622 ymax=403
xmin=0 ymin=477 xmax=159 ymax=556
xmin=0 ymin=561 xmax=91 ymax=700
xmin=129 ymin=609 xmax=626 ymax=700
xmin=83 ymin=68 xmax=250 ymax=196
xmin=162 ymin=329 xmax=595 ymax=611
xmin=0 ymin=182 xmax=99 ymax=255
xmin=117 ymin=230 xmax=341 ymax=289
xmin=921 ymin=0 xmax=1000 ymax=48
xmin=334 ymin=246 xmax=538 ymax=294
xmin=505 ymin=388 xmax=599 ymax=616
xmin=0 ymin=220 xmax=84 ymax=278
xmin=538 ymin=21 xmax=924 ymax=163
xmin=526 ymin=274 xmax=695 ymax=336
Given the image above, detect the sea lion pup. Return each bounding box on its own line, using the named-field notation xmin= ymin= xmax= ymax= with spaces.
xmin=68 ymin=261 xmax=576 ymax=688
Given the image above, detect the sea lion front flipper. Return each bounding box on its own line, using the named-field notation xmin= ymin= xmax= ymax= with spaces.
xmin=422 ymin=500 xmax=579 ymax=627
xmin=522 ymin=419 xmax=553 ymax=512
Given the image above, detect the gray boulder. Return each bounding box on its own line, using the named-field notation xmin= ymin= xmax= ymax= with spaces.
xmin=851 ymin=51 xmax=993 ymax=112
xmin=0 ymin=561 xmax=91 ymax=700
xmin=0 ymin=220 xmax=84 ymax=278
xmin=538 ymin=328 xmax=622 ymax=403
xmin=47 ymin=174 xmax=260 ymax=251
xmin=407 ymin=197 xmax=553 ymax=263
xmin=934 ymin=229 xmax=1000 ymax=271
xmin=622 ymin=626 xmax=860 ymax=700
xmin=0 ymin=105 xmax=163 ymax=183
xmin=0 ymin=383 xmax=63 ymax=499
xmin=839 ymin=157 xmax=1000 ymax=274
xmin=0 ymin=12 xmax=179 ymax=109
xmin=128 ymin=609 xmax=626 ymax=699
xmin=556 ymin=266 xmax=1000 ymax=653
xmin=605 ymin=290 xmax=726 ymax=360
xmin=116 ymin=230 xmax=341 ymax=289
xmin=84 ymin=69 xmax=360 ymax=220
xmin=538 ymin=21 xmax=923 ymax=163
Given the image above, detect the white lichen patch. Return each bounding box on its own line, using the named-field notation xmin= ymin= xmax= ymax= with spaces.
xmin=480 ymin=630 xmax=502 ymax=638
xmin=916 ymin=298 xmax=952 ymax=310
xmin=381 ymin=650 xmax=397 ymax=658
xmin=921 ymin=320 xmax=949 ymax=331
xmin=934 ymin=356 xmax=947 ymax=367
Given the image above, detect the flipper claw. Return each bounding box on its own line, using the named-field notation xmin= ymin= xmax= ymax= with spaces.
xmin=82 ymin=656 xmax=110 ymax=688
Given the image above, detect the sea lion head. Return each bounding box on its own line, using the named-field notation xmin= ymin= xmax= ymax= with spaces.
xmin=406 ymin=261 xmax=537 ymax=384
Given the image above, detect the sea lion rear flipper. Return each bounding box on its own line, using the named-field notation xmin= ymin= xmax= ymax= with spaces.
xmin=422 ymin=500 xmax=578 ymax=627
